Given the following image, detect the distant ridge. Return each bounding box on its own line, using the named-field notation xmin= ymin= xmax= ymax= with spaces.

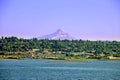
xmin=38 ymin=29 xmax=77 ymax=40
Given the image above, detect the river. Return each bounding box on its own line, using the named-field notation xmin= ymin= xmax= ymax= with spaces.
xmin=0 ymin=59 xmax=120 ymax=80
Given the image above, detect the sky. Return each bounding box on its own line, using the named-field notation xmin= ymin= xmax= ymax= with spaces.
xmin=0 ymin=0 xmax=120 ymax=41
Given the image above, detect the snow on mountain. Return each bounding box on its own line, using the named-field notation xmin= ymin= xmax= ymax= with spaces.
xmin=38 ymin=29 xmax=78 ymax=40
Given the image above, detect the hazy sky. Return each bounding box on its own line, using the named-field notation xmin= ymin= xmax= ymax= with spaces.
xmin=0 ymin=0 xmax=120 ymax=40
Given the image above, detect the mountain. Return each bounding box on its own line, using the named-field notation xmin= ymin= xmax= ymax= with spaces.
xmin=38 ymin=29 xmax=77 ymax=40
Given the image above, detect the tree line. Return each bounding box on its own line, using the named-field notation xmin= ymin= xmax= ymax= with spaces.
xmin=0 ymin=36 xmax=120 ymax=57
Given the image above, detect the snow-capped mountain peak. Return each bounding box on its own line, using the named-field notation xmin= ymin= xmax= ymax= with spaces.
xmin=54 ymin=29 xmax=68 ymax=36
xmin=38 ymin=29 xmax=77 ymax=40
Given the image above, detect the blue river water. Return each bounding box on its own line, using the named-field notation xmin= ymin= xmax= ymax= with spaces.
xmin=0 ymin=59 xmax=120 ymax=80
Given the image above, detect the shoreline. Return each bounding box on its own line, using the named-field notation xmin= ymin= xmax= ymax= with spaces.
xmin=1 ymin=55 xmax=120 ymax=61
xmin=1 ymin=57 xmax=120 ymax=61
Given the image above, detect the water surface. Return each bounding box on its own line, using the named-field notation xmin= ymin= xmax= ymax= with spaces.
xmin=0 ymin=59 xmax=120 ymax=80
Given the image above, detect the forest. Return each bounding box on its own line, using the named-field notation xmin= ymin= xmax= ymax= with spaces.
xmin=0 ymin=36 xmax=120 ymax=60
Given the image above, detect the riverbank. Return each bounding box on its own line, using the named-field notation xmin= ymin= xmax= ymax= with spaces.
xmin=108 ymin=56 xmax=120 ymax=60
xmin=1 ymin=55 xmax=120 ymax=61
xmin=0 ymin=55 xmax=21 ymax=60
